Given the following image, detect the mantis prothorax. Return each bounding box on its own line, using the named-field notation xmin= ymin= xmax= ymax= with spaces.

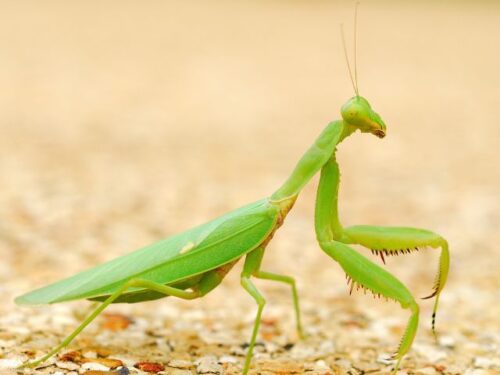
xmin=15 ymin=12 xmax=449 ymax=375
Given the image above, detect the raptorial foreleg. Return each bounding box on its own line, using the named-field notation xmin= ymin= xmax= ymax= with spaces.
xmin=314 ymin=156 xmax=422 ymax=374
xmin=343 ymin=225 xmax=449 ymax=334
xmin=319 ymin=240 xmax=419 ymax=374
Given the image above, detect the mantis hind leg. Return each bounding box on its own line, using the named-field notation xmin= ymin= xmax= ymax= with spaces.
xmin=319 ymin=240 xmax=419 ymax=375
xmin=18 ymin=280 xmax=200 ymax=369
xmin=343 ymin=225 xmax=449 ymax=335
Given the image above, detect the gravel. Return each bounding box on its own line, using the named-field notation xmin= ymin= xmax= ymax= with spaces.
xmin=1 ymin=1 xmax=498 ymax=374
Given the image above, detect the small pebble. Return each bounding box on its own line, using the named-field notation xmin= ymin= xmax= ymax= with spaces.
xmin=229 ymin=345 xmax=246 ymax=356
xmin=290 ymin=342 xmax=318 ymax=359
xmin=438 ymin=335 xmax=456 ymax=349
xmin=314 ymin=359 xmax=330 ymax=369
xmin=318 ymin=340 xmax=335 ymax=355
xmin=219 ymin=356 xmax=237 ymax=364
xmin=414 ymin=344 xmax=447 ymax=362
xmin=264 ymin=341 xmax=279 ymax=354
xmin=0 ymin=340 xmax=16 ymax=349
xmin=60 ymin=351 xmax=83 ymax=363
xmin=86 ymin=347 xmax=113 ymax=358
xmin=444 ymin=364 xmax=463 ymax=374
xmin=195 ymin=356 xmax=224 ymax=374
xmin=473 ymin=356 xmax=498 ymax=368
xmin=167 ymin=359 xmax=193 ymax=369
xmin=56 ymin=360 xmax=80 ymax=370
xmin=464 ymin=369 xmax=488 ymax=375
xmin=334 ymin=358 xmax=352 ymax=369
xmin=101 ymin=313 xmax=132 ymax=331
xmin=376 ymin=354 xmax=394 ymax=365
xmin=168 ymin=370 xmax=193 ymax=375
xmin=354 ymin=361 xmax=381 ymax=373
xmin=82 ymin=358 xmax=124 ymax=369
xmin=134 ymin=361 xmax=165 ymax=373
xmin=81 ymin=362 xmax=110 ymax=372
xmin=257 ymin=360 xmax=303 ymax=373
xmin=416 ymin=367 xmax=438 ymax=375
xmin=0 ymin=359 xmax=23 ymax=369
xmin=117 ymin=368 xmax=130 ymax=375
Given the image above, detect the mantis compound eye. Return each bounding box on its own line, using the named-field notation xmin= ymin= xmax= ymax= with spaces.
xmin=343 ymin=110 xmax=359 ymax=123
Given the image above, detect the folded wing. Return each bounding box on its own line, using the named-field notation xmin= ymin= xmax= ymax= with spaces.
xmin=16 ymin=198 xmax=278 ymax=305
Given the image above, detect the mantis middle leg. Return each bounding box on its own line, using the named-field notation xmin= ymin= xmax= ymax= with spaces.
xmin=240 ymin=248 xmax=267 ymax=375
xmin=240 ymin=245 xmax=304 ymax=374
xmin=245 ymin=246 xmax=304 ymax=338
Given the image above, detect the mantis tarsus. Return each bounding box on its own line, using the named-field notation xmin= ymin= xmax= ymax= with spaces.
xmin=15 ymin=14 xmax=449 ymax=375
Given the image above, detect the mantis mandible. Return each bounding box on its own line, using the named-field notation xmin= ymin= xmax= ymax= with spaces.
xmin=15 ymin=12 xmax=449 ymax=375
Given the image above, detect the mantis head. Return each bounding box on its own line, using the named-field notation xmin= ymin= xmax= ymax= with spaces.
xmin=341 ymin=96 xmax=386 ymax=138
xmin=339 ymin=6 xmax=386 ymax=138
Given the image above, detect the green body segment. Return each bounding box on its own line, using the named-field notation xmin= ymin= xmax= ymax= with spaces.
xmin=271 ymin=120 xmax=345 ymax=201
xmin=16 ymin=199 xmax=279 ymax=305
xmin=16 ymin=96 xmax=450 ymax=375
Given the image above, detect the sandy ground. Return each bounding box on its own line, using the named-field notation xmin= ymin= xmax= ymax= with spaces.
xmin=0 ymin=1 xmax=499 ymax=374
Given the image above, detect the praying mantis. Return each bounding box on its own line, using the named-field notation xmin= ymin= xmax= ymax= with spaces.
xmin=15 ymin=12 xmax=449 ymax=375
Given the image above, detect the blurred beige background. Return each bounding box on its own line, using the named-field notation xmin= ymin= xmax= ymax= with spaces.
xmin=0 ymin=1 xmax=499 ymax=374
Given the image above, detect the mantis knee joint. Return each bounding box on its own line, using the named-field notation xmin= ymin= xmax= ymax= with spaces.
xmin=402 ymin=299 xmax=419 ymax=314
xmin=257 ymin=298 xmax=266 ymax=308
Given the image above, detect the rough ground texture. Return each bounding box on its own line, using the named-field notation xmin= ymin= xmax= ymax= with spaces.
xmin=0 ymin=1 xmax=499 ymax=374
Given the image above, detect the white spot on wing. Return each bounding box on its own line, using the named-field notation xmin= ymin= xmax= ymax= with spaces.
xmin=180 ymin=242 xmax=195 ymax=254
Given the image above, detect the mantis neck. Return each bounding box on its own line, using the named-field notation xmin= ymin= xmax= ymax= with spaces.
xmin=270 ymin=120 xmax=355 ymax=202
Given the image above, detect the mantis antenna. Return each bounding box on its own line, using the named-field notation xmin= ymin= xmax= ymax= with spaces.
xmin=340 ymin=2 xmax=360 ymax=96
xmin=354 ymin=1 xmax=359 ymax=95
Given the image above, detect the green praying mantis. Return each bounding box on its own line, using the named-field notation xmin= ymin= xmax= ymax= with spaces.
xmin=15 ymin=13 xmax=449 ymax=375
